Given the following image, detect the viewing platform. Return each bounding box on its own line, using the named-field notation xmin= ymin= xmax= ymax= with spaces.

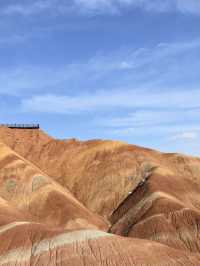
xmin=0 ymin=124 xmax=40 ymax=129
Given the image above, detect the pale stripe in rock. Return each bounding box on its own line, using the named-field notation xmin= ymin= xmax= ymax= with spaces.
xmin=0 ymin=222 xmax=33 ymax=235
xmin=0 ymin=229 xmax=112 ymax=265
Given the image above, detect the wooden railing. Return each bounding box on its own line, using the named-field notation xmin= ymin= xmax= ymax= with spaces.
xmin=0 ymin=124 xmax=40 ymax=129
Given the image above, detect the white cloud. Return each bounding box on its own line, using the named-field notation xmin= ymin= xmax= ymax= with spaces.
xmin=21 ymin=89 xmax=200 ymax=113
xmin=74 ymin=0 xmax=200 ymax=15
xmin=1 ymin=37 xmax=200 ymax=157
xmin=171 ymin=131 xmax=199 ymax=140
xmin=21 ymin=91 xmax=200 ymax=156
xmin=2 ymin=1 xmax=55 ymax=16
xmin=99 ymin=109 xmax=200 ymax=139
xmin=1 ymin=38 xmax=200 ymax=96
xmin=176 ymin=0 xmax=200 ymax=14
xmin=100 ymin=109 xmax=200 ymax=128
xmin=0 ymin=66 xmax=67 ymax=95
xmin=2 ymin=0 xmax=200 ymax=16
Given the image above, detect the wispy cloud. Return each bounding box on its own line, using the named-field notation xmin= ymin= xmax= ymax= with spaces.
xmin=20 ymin=88 xmax=200 ymax=155
xmin=100 ymin=109 xmax=200 ymax=128
xmin=2 ymin=1 xmax=56 ymax=16
xmin=75 ymin=0 xmax=200 ymax=15
xmin=1 ymin=38 xmax=200 ymax=96
xmin=1 ymin=36 xmax=200 ymax=155
xmin=171 ymin=131 xmax=199 ymax=141
xmin=21 ymin=89 xmax=200 ymax=114
xmin=98 ymin=108 xmax=200 ymax=139
xmin=0 ymin=66 xmax=66 ymax=96
xmin=2 ymin=0 xmax=200 ymax=16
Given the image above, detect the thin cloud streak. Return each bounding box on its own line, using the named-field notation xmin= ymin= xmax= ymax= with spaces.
xmin=1 ymin=38 xmax=200 ymax=96
xmin=99 ymin=109 xmax=200 ymax=140
xmin=171 ymin=131 xmax=198 ymax=141
xmin=21 ymin=89 xmax=200 ymax=113
xmin=20 ymin=89 xmax=200 ymax=154
xmin=100 ymin=109 xmax=200 ymax=128
xmin=2 ymin=0 xmax=200 ymax=16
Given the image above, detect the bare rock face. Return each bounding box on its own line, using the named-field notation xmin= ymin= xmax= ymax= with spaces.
xmin=0 ymin=142 xmax=107 ymax=231
xmin=0 ymin=224 xmax=200 ymax=266
xmin=0 ymin=127 xmax=200 ymax=265
xmin=1 ymin=127 xmax=200 ymax=220
xmin=110 ymin=173 xmax=200 ymax=254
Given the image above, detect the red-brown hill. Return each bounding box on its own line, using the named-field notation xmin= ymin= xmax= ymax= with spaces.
xmin=1 ymin=127 xmax=200 ymax=265
xmin=0 ymin=141 xmax=107 ymax=231
xmin=0 ymin=127 xmax=200 ymax=219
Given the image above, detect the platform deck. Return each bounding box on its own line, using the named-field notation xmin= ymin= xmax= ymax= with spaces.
xmin=0 ymin=124 xmax=40 ymax=129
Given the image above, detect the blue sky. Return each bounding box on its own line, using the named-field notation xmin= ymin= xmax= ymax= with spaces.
xmin=1 ymin=0 xmax=200 ymax=155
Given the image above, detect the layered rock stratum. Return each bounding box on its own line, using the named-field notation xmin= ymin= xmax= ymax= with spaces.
xmin=0 ymin=127 xmax=200 ymax=265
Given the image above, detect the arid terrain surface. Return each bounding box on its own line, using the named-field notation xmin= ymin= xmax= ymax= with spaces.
xmin=0 ymin=127 xmax=200 ymax=265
